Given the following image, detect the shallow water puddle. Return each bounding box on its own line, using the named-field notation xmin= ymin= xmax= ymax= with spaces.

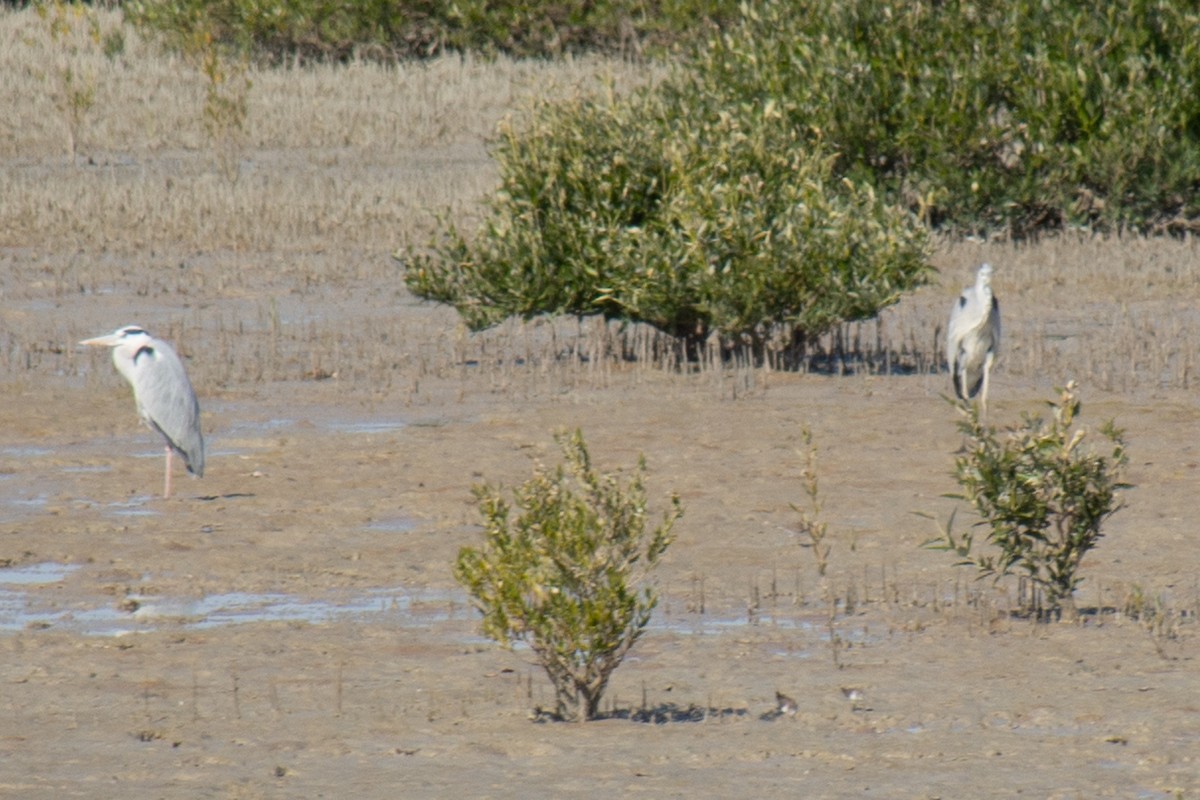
xmin=326 ymin=420 xmax=408 ymax=435
xmin=104 ymin=498 xmax=160 ymax=517
xmin=225 ymin=415 xmax=408 ymax=437
xmin=0 ymin=563 xmax=849 ymax=654
xmin=651 ymin=611 xmax=820 ymax=636
xmin=1 ymin=446 xmax=53 ymax=458
xmin=0 ymin=568 xmax=837 ymax=650
xmin=4 ymin=493 xmax=47 ymax=508
xmin=0 ymin=563 xmax=82 ymax=632
xmin=0 ymin=562 xmax=81 ymax=585
xmin=0 ymin=491 xmax=49 ymax=524
xmin=127 ymin=586 xmax=468 ymax=633
xmin=364 ymin=515 xmax=420 ymax=533
xmin=0 ymin=569 xmax=471 ymax=636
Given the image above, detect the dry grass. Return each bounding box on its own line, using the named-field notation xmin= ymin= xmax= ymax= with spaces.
xmin=3 ymin=6 xmax=1200 ymax=398
xmin=1 ymin=7 xmax=654 ymax=254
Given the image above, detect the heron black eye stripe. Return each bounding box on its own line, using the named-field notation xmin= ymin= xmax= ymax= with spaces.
xmin=133 ymin=345 xmax=155 ymax=364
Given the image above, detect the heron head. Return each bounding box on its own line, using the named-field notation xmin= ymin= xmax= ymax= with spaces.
xmin=976 ymin=262 xmax=994 ymax=287
xmin=79 ymin=325 xmax=152 ymax=350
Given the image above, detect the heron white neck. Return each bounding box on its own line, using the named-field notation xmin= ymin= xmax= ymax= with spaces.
xmin=976 ymin=272 xmax=993 ymax=301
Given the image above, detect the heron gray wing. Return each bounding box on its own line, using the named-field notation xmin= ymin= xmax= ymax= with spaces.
xmin=989 ymin=295 xmax=1001 ymax=355
xmin=131 ymin=341 xmax=205 ymax=476
xmin=945 ymin=289 xmax=973 ymax=370
xmin=946 ymin=285 xmax=993 ymax=400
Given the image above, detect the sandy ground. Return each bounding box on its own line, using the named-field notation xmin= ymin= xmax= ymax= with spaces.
xmin=1 ymin=350 xmax=1198 ymax=798
xmin=0 ymin=9 xmax=1196 ymax=793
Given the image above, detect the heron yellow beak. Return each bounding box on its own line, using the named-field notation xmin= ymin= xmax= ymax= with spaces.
xmin=79 ymin=334 xmax=121 ymax=348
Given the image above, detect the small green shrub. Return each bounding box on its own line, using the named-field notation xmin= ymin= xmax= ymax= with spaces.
xmin=403 ymin=80 xmax=931 ymax=362
xmin=455 ymin=429 xmax=681 ymax=722
xmin=929 ymin=382 xmax=1129 ymax=618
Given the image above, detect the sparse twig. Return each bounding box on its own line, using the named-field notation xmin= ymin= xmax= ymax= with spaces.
xmin=792 ymin=426 xmax=831 ymax=577
xmin=35 ymin=0 xmax=107 ymax=161
xmin=185 ymin=27 xmax=251 ymax=183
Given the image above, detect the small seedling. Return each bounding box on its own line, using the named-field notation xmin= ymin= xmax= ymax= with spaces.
xmin=35 ymin=0 xmax=104 ymax=160
xmin=1123 ymin=585 xmax=1181 ymax=660
xmin=455 ymin=429 xmax=682 ymax=722
xmin=184 ymin=28 xmax=252 ymax=183
xmin=791 ymin=426 xmax=831 ymax=577
xmin=927 ymin=381 xmax=1129 ymax=619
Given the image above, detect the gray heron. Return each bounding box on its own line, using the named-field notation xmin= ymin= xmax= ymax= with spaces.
xmin=946 ymin=263 xmax=1001 ymax=412
xmin=80 ymin=325 xmax=205 ymax=498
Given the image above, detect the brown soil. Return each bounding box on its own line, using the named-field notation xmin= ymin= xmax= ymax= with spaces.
xmin=0 ymin=9 xmax=1196 ymax=795
xmin=1 ymin=358 xmax=1197 ymax=798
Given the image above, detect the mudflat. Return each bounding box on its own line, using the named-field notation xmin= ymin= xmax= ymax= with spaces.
xmin=1 ymin=9 xmax=1198 ymax=798
xmin=3 ymin=355 xmax=1198 ymax=798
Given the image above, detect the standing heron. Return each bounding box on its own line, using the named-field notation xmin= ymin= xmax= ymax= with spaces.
xmin=80 ymin=325 xmax=205 ymax=498
xmin=946 ymin=263 xmax=1001 ymax=412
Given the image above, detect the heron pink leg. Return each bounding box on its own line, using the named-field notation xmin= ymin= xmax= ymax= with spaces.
xmin=164 ymin=446 xmax=173 ymax=499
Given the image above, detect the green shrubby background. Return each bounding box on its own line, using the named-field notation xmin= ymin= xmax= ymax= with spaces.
xmin=122 ymin=0 xmax=734 ymax=61
xmin=112 ymin=0 xmax=1200 ymax=349
xmin=123 ymin=0 xmax=1200 ymax=236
